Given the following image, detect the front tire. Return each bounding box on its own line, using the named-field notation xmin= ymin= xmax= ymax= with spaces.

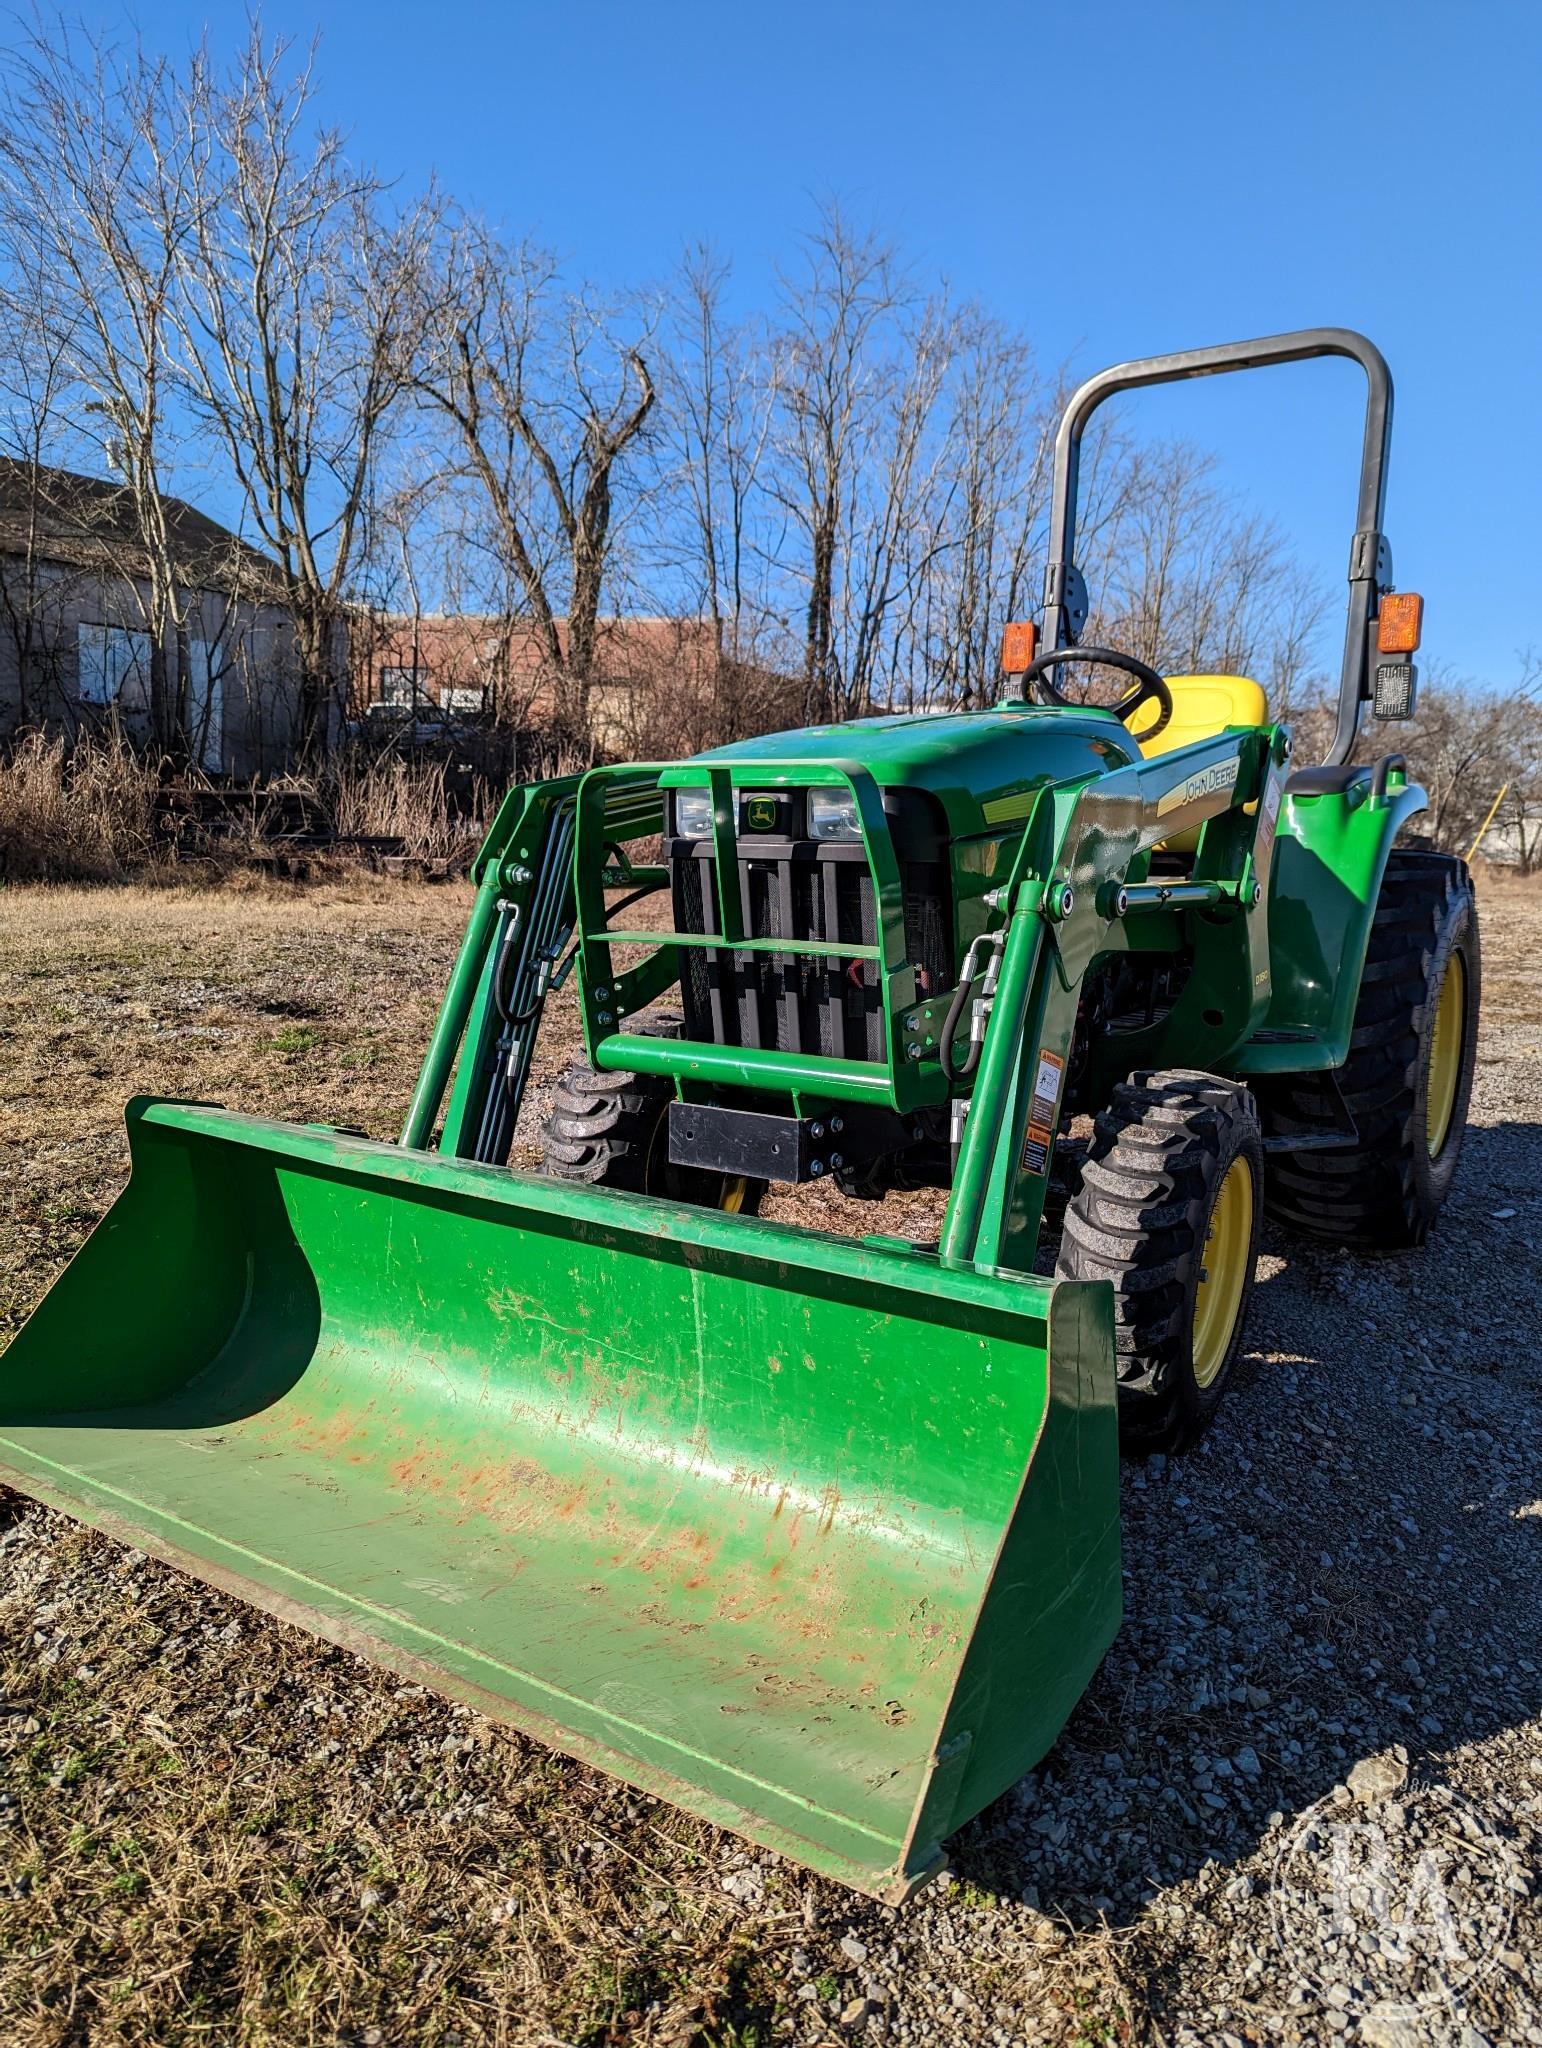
xmin=1056 ymin=1071 xmax=1264 ymax=1454
xmin=540 ymin=1012 xmax=762 ymax=1213
xmin=1259 ymin=849 xmax=1479 ymax=1248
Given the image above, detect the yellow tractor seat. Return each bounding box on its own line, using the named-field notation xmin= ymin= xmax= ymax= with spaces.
xmin=1127 ymin=674 xmax=1269 ymax=855
xmin=1126 ymin=673 xmax=1268 ymax=757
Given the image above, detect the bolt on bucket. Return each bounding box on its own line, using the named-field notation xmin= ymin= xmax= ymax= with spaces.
xmin=0 ymin=1099 xmax=1120 ymax=1899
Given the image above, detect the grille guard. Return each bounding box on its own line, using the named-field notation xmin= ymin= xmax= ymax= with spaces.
xmin=575 ymin=761 xmax=947 ymax=1113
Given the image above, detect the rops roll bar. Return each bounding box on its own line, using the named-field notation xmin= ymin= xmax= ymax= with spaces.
xmin=1040 ymin=327 xmax=1394 ymax=767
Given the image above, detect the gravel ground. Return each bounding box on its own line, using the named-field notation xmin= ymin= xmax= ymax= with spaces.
xmin=0 ymin=870 xmax=1537 ymax=2047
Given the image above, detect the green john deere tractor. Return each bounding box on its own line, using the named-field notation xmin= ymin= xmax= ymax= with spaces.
xmin=0 ymin=328 xmax=1479 ymax=1900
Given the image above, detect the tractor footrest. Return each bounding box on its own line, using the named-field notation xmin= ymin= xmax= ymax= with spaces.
xmin=1260 ymin=1130 xmax=1359 ymax=1154
xmin=667 ymin=1101 xmax=906 ymax=1185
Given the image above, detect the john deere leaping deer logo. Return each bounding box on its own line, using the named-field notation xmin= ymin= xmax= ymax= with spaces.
xmin=745 ymin=796 xmax=779 ymax=831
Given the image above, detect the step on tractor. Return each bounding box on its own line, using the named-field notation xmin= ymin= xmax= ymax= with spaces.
xmin=0 ymin=329 xmax=1480 ymax=1900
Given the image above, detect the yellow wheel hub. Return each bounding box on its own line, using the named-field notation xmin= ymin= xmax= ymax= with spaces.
xmin=1425 ymin=953 xmax=1466 ymax=1158
xmin=1193 ymin=1158 xmax=1254 ymax=1389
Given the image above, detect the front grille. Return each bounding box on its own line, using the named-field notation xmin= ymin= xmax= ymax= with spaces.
xmin=671 ymin=845 xmax=950 ymax=1061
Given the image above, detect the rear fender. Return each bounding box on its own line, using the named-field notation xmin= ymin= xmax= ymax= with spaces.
xmin=1235 ymin=774 xmax=1428 ymax=1075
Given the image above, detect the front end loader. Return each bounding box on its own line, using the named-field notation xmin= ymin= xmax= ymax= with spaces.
xmin=0 ymin=328 xmax=1479 ymax=1900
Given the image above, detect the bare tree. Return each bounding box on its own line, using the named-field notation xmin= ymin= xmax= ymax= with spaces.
xmin=888 ymin=317 xmax=1055 ymax=711
xmin=0 ymin=15 xmax=1352 ymax=773
xmin=0 ymin=23 xmax=203 ymax=748
xmin=169 ymin=29 xmax=430 ymax=751
xmin=827 ymin=293 xmax=971 ymax=719
xmin=409 ymin=221 xmax=657 ymax=741
xmin=657 ymin=245 xmax=785 ymax=721
xmin=769 ymin=206 xmax=912 ymax=723
xmin=0 ymin=290 xmax=90 ymax=725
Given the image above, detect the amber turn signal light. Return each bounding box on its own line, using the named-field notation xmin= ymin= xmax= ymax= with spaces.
xmin=1377 ymin=591 xmax=1423 ymax=654
xmin=1002 ymin=620 xmax=1038 ymax=673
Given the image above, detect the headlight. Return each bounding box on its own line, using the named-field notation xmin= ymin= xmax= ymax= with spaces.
xmin=807 ymin=786 xmax=862 ymax=842
xmin=672 ymin=787 xmax=714 ymax=838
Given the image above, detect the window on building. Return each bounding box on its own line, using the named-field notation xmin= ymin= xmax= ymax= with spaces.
xmin=442 ymin=685 xmax=485 ymax=714
xmin=379 ymin=664 xmax=424 ymax=707
xmin=77 ymin=622 xmax=152 ymax=706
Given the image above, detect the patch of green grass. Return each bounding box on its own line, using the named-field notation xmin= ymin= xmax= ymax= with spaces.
xmin=270 ymin=1024 xmax=317 ymax=1056
xmin=567 ymin=1952 xmax=675 ymax=2048
xmin=954 ymin=1877 xmax=998 ymax=1909
xmin=1067 ymin=1992 xmax=1125 ymax=2046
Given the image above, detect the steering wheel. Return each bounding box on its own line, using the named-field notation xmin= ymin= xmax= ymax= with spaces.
xmin=1017 ymin=645 xmax=1174 ymax=741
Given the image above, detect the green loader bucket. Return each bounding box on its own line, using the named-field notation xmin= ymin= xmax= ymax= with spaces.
xmin=0 ymin=1101 xmax=1120 ymax=1899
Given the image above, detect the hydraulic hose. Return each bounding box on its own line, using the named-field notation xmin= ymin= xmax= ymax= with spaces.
xmin=473 ymin=800 xmax=575 ymax=1165
xmin=939 ymin=931 xmax=1005 ymax=1084
xmin=939 ymin=967 xmax=979 ymax=1085
xmin=938 ymin=915 xmax=1042 ymax=1267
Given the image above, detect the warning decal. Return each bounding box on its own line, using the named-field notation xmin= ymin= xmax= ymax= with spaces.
xmin=1254 ymin=759 xmax=1284 ymax=883
xmin=1021 ymin=1048 xmax=1066 ymax=1177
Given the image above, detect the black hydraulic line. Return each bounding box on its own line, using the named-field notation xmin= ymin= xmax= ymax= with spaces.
xmin=490 ymin=908 xmax=523 ymax=1024
xmin=602 ymin=877 xmax=669 ymax=924
xmin=472 ymin=801 xmax=576 ymax=1166
xmin=939 ymin=969 xmax=978 ymax=1085
xmin=939 ymin=931 xmax=1004 ymax=1084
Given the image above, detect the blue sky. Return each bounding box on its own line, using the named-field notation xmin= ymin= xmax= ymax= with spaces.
xmin=113 ymin=0 xmax=1540 ymax=685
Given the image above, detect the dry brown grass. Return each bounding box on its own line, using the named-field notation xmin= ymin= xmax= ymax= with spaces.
xmin=0 ymin=881 xmax=788 ymax=2048
xmin=0 ymin=880 xmax=475 ymax=1339
xmin=0 ymin=734 xmax=495 ymax=884
xmin=283 ymin=748 xmax=491 ymax=865
xmin=0 ymin=731 xmax=164 ymax=883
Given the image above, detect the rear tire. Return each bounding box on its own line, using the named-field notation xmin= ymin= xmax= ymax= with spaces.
xmin=1259 ymin=849 xmax=1479 ymax=1248
xmin=1056 ymin=1071 xmax=1263 ymax=1454
xmin=540 ymin=1012 xmax=763 ymax=1213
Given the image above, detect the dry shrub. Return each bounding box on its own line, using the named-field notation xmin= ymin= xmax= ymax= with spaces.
xmin=0 ymin=730 xmax=164 ymax=883
xmin=592 ymin=654 xmax=803 ymax=761
xmin=0 ymin=732 xmax=498 ymax=886
xmin=309 ymin=747 xmax=490 ymax=863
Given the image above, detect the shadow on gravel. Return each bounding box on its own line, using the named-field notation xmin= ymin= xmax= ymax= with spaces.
xmin=948 ymin=1118 xmax=1542 ymax=1958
